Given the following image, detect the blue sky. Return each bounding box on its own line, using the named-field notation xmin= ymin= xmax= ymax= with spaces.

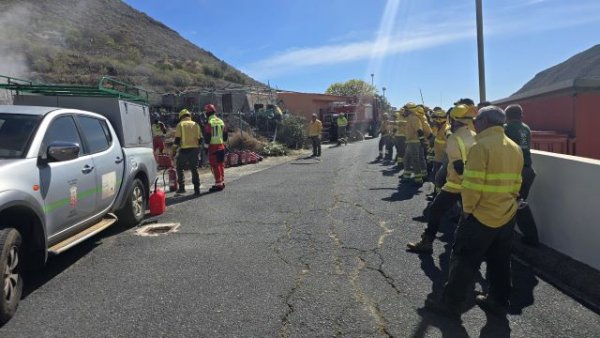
xmin=124 ymin=0 xmax=600 ymax=109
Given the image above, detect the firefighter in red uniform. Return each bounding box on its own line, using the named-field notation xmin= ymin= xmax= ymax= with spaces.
xmin=203 ymin=104 xmax=228 ymax=192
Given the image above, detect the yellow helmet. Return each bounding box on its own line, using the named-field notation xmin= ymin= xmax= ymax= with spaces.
xmin=450 ymin=104 xmax=474 ymax=121
xmin=394 ymin=111 xmax=401 ymax=119
xmin=432 ymin=109 xmax=446 ymax=118
xmin=179 ymin=109 xmax=191 ymax=119
xmin=415 ymin=106 xmax=425 ymax=115
xmin=404 ymin=102 xmax=418 ymax=113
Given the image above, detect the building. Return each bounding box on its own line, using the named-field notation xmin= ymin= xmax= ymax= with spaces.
xmin=277 ymin=91 xmax=377 ymax=140
xmin=494 ymin=78 xmax=600 ymax=160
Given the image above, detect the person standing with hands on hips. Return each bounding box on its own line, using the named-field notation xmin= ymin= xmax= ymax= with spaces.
xmin=203 ymin=104 xmax=228 ymax=192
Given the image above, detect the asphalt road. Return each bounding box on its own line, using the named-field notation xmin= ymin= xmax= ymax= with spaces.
xmin=2 ymin=138 xmax=599 ymax=337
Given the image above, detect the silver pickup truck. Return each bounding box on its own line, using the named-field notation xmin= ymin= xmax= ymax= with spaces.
xmin=0 ymin=97 xmax=156 ymax=323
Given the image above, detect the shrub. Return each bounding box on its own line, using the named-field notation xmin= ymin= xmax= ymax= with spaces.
xmin=259 ymin=142 xmax=288 ymax=157
xmin=277 ymin=115 xmax=306 ymax=149
xmin=227 ymin=131 xmax=267 ymax=153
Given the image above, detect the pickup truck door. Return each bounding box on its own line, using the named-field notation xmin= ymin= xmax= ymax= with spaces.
xmin=75 ymin=115 xmax=125 ymax=213
xmin=38 ymin=115 xmax=97 ymax=239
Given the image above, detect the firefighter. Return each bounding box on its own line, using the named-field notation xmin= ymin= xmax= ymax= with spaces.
xmin=337 ymin=112 xmax=348 ymax=146
xmin=389 ymin=110 xmax=407 ymax=167
xmin=151 ymin=113 xmax=167 ymax=155
xmin=401 ymin=103 xmax=426 ymax=185
xmin=307 ymin=113 xmax=323 ymax=157
xmin=407 ymin=104 xmax=476 ymax=253
xmin=428 ymin=108 xmax=450 ymax=185
xmin=375 ymin=113 xmax=391 ymax=161
xmin=505 ymin=104 xmax=539 ymax=246
xmin=416 ymin=105 xmax=433 ymax=179
xmin=172 ymin=109 xmax=202 ymax=195
xmin=204 ymin=104 xmax=228 ymax=192
xmin=425 ymin=106 xmax=523 ymax=320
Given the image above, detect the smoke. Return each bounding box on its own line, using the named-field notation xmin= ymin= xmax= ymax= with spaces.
xmin=0 ymin=2 xmax=33 ymax=79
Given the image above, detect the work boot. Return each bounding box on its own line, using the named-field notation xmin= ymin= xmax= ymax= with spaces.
xmin=176 ymin=187 xmax=186 ymax=194
xmin=475 ymin=295 xmax=508 ymax=318
xmin=400 ymin=176 xmax=412 ymax=184
xmin=194 ymin=186 xmax=201 ymax=195
xmin=375 ymin=154 xmax=383 ymax=161
xmin=424 ymin=298 xmax=461 ymax=321
xmin=407 ymin=234 xmax=434 ymax=254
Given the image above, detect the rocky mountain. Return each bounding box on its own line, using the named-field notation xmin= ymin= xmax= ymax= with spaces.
xmin=513 ymin=44 xmax=600 ymax=96
xmin=0 ymin=0 xmax=263 ymax=99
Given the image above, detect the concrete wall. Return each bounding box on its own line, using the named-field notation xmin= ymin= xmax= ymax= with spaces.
xmin=529 ymin=150 xmax=600 ymax=270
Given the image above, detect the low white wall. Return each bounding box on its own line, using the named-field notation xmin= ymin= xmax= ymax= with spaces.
xmin=529 ymin=150 xmax=600 ymax=271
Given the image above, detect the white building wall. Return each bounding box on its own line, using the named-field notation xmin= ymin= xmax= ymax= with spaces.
xmin=529 ymin=150 xmax=600 ymax=270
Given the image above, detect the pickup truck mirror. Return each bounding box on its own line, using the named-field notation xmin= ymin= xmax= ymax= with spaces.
xmin=47 ymin=142 xmax=80 ymax=162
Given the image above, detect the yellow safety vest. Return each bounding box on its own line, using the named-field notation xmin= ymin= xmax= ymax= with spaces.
xmin=151 ymin=123 xmax=164 ymax=137
xmin=175 ymin=120 xmax=201 ymax=149
xmin=209 ymin=115 xmax=225 ymax=145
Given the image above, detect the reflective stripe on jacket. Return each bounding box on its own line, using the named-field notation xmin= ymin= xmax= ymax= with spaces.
xmin=461 ymin=126 xmax=524 ymax=228
xmin=207 ymin=115 xmax=225 ymax=145
xmin=442 ymin=126 xmax=476 ymax=193
xmin=390 ymin=118 xmax=407 ymax=137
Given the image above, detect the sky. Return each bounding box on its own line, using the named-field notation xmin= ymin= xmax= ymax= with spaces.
xmin=122 ymin=0 xmax=600 ymax=109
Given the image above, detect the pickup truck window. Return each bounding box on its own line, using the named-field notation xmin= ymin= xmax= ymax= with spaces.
xmin=78 ymin=116 xmax=111 ymax=154
xmin=40 ymin=115 xmax=83 ymax=159
xmin=0 ymin=114 xmax=41 ymax=159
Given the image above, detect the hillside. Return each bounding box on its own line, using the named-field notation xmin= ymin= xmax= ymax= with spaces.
xmin=513 ymin=44 xmax=600 ymax=96
xmin=0 ymin=0 xmax=263 ymax=99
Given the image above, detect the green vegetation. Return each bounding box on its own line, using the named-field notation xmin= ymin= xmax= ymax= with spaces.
xmin=259 ymin=142 xmax=288 ymax=157
xmin=1 ymin=0 xmax=260 ymax=96
xmin=277 ymin=115 xmax=306 ymax=149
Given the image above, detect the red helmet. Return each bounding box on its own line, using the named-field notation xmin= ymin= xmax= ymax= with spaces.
xmin=204 ymin=104 xmax=216 ymax=114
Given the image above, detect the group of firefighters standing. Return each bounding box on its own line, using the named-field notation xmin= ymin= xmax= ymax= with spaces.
xmin=152 ymin=104 xmax=228 ymax=195
xmin=375 ymin=99 xmax=538 ymax=319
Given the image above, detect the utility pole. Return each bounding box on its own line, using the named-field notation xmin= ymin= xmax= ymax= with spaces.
xmin=382 ymin=87 xmax=386 ymax=98
xmin=370 ymin=73 xmax=374 ymax=87
xmin=476 ymin=0 xmax=486 ymax=103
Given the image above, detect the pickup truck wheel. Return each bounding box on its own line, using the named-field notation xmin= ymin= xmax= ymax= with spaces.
xmin=0 ymin=228 xmax=23 ymax=325
xmin=118 ymin=178 xmax=147 ymax=226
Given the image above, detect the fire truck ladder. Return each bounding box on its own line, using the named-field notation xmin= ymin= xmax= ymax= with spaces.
xmin=0 ymin=75 xmax=149 ymax=104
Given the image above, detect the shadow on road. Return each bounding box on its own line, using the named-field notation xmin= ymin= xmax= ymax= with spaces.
xmin=508 ymin=258 xmax=539 ymax=315
xmin=165 ymin=190 xmax=217 ymax=207
xmin=380 ymin=184 xmax=422 ymax=202
xmin=381 ymin=166 xmax=402 ymax=177
xmin=22 ymin=218 xmax=140 ymax=299
xmin=412 ymin=307 xmax=470 ymax=338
